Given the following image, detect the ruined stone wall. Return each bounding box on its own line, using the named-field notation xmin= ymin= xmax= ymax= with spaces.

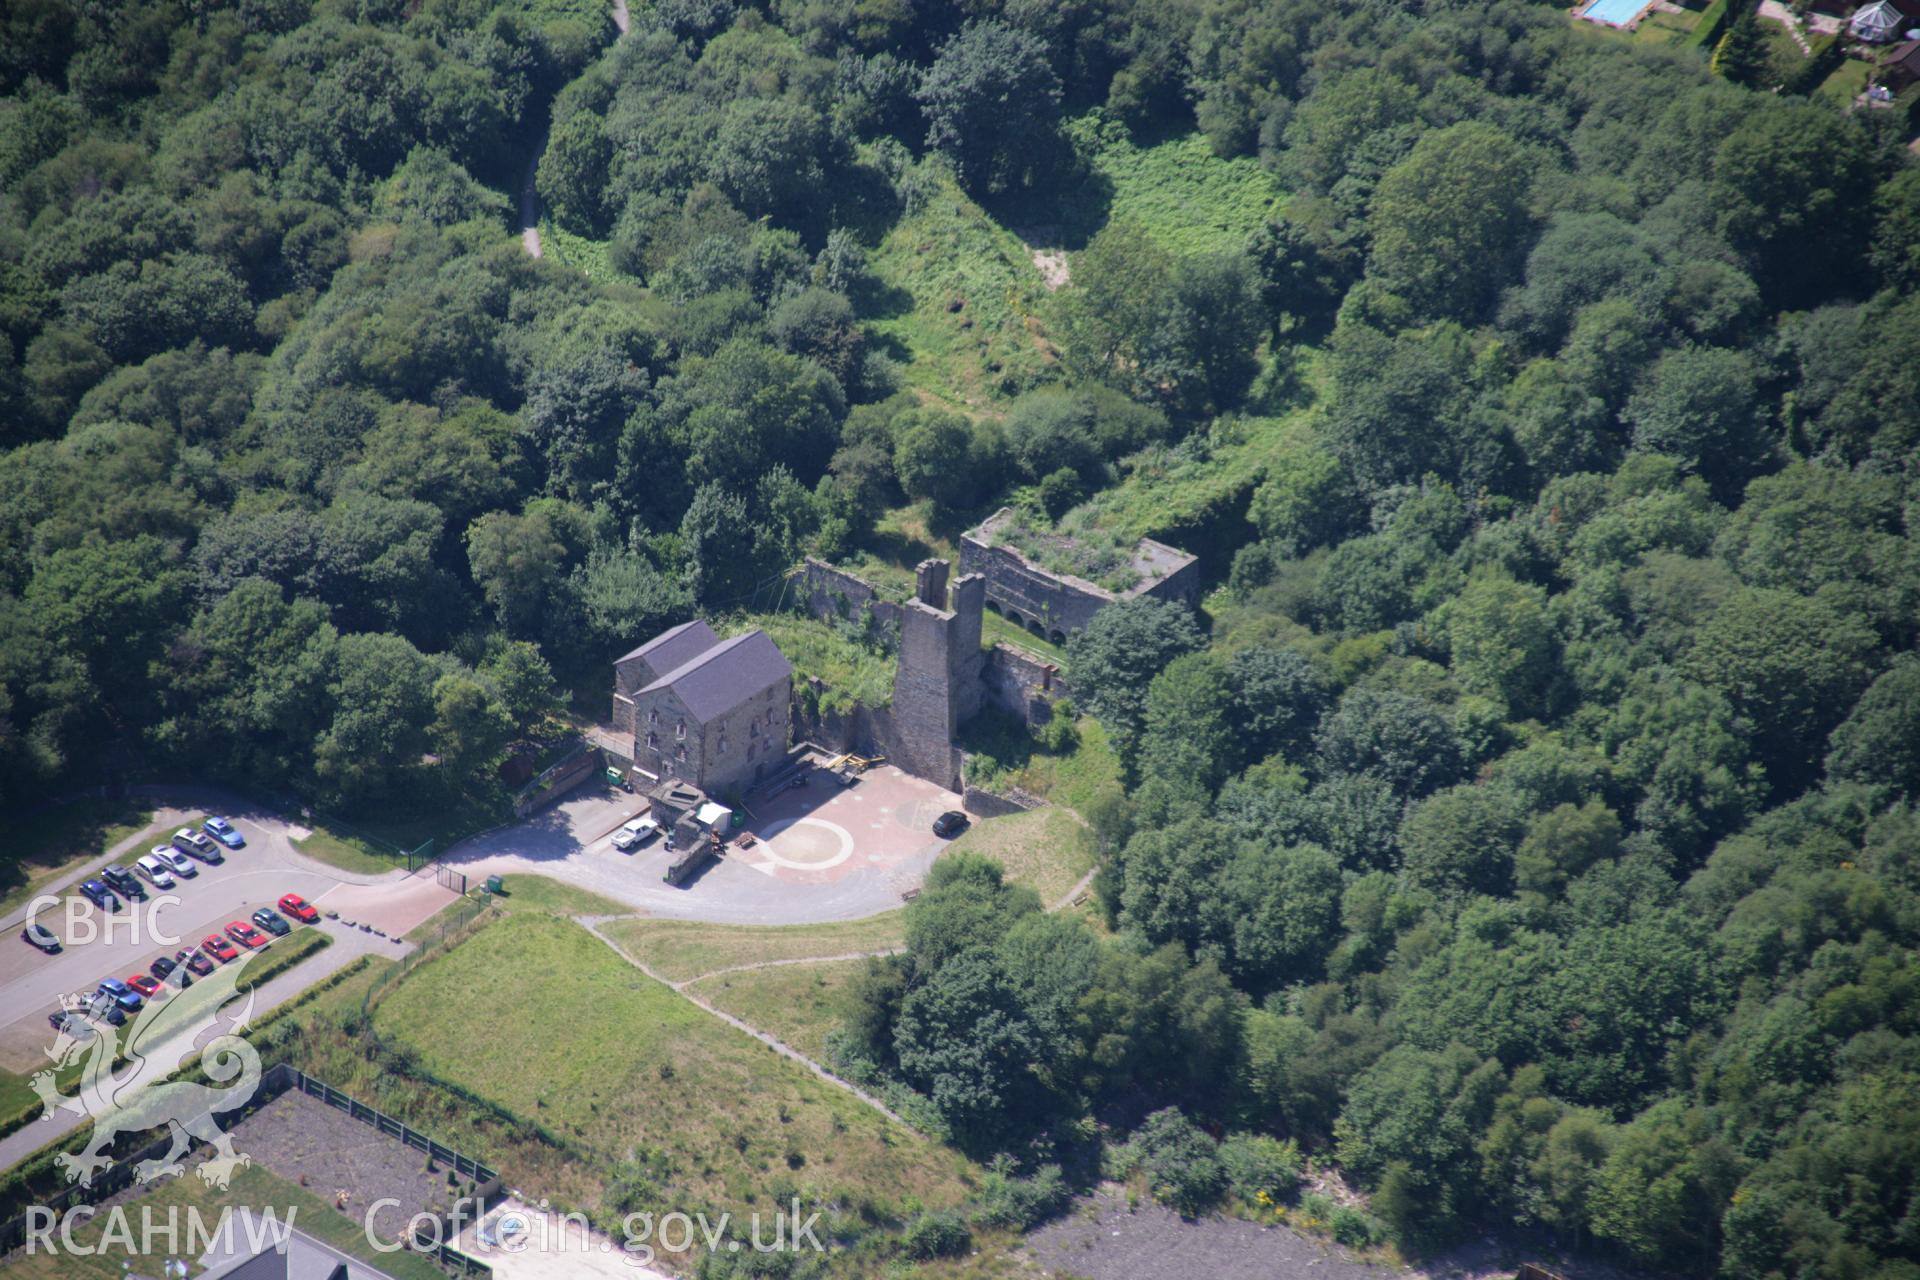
xmin=795 ymin=558 xmax=904 ymax=632
xmin=1137 ymin=554 xmax=1203 ymax=609
xmin=982 ymin=643 xmax=1068 ymax=727
xmin=956 ymin=533 xmax=1107 ymax=640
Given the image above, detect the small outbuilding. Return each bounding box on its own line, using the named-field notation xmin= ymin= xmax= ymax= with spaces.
xmin=1851 ymin=0 xmax=1905 ymax=42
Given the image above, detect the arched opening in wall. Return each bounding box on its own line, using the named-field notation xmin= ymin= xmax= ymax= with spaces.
xmin=1005 ymin=609 xmax=1023 ymax=629
xmin=1050 ymin=630 xmax=1066 ymax=646
xmin=1027 ymin=619 xmax=1045 ymax=638
xmin=984 ymin=599 xmax=1001 ymax=615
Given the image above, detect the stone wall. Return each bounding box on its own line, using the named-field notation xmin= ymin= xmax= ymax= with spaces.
xmin=795 ymin=557 xmax=904 ymax=632
xmin=961 ymin=786 xmax=1037 ymax=819
xmin=957 ymin=509 xmax=1202 ymax=642
xmin=983 ymin=643 xmax=1067 ymax=727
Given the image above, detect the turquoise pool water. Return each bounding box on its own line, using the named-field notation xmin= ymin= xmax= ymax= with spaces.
xmin=1583 ymin=0 xmax=1645 ymax=23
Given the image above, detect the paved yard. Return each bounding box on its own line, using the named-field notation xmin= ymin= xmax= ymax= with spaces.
xmin=442 ymin=766 xmax=965 ymax=925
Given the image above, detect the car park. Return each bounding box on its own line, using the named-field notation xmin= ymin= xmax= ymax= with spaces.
xmin=97 ymin=978 xmax=143 ymax=1013
xmin=84 ymin=992 xmax=125 ymax=1026
xmin=612 ymin=815 xmax=661 ymax=851
xmin=100 ymin=864 xmax=146 ymax=901
xmin=78 ymin=879 xmax=119 ymax=911
xmin=128 ymin=974 xmax=161 ymax=999
xmin=21 ymin=922 xmax=60 ymax=953
xmin=173 ymin=828 xmax=222 ymax=864
xmin=278 ymin=893 xmax=319 ymax=923
xmin=135 ymin=855 xmax=176 ymax=889
xmin=157 ymin=846 xmax=197 ymax=877
xmin=251 ymin=908 xmax=291 ymax=937
xmin=225 ymin=921 xmax=266 ymax=950
xmin=203 ymin=816 xmax=246 ymax=849
xmin=931 ymin=810 xmax=969 ymax=838
xmin=179 ymin=948 xmax=214 ymax=976
xmin=202 ymin=935 xmax=239 ymax=963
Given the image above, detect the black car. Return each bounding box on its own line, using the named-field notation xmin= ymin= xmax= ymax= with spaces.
xmin=47 ymin=1011 xmax=94 ymax=1039
xmin=77 ymin=879 xmax=118 ymax=911
xmin=931 ymin=810 xmax=969 ymax=838
xmin=21 ymin=923 xmax=59 ymax=953
xmin=150 ymin=955 xmax=177 ymax=981
xmin=101 ymin=865 xmax=146 ymax=901
xmin=251 ymin=908 xmax=292 ymax=937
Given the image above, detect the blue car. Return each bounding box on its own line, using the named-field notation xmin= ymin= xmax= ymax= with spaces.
xmin=202 ymin=817 xmax=245 ymax=850
xmin=78 ymin=880 xmax=119 ymax=912
xmin=96 ymin=978 xmax=143 ymax=1013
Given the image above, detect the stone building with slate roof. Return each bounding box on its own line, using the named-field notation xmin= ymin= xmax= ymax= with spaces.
xmin=613 ymin=621 xmax=793 ymax=797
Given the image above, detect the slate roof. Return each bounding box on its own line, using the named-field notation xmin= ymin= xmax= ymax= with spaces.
xmin=199 ymin=1220 xmax=402 ymax=1280
xmin=616 ymin=619 xmax=720 ymax=675
xmin=638 ymin=628 xmax=792 ymax=722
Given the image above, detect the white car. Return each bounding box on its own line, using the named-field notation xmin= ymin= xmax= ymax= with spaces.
xmin=156 ymin=846 xmax=197 ymax=878
xmin=611 ymin=816 xmax=660 ymax=851
xmin=135 ymin=855 xmax=176 ymax=889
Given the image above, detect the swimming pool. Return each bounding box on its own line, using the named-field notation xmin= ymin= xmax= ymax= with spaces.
xmin=1582 ymin=0 xmax=1647 ymax=24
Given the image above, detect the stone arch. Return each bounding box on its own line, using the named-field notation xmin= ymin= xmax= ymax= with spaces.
xmin=1026 ymin=618 xmax=1045 ymax=638
xmin=1049 ymin=629 xmax=1066 ymax=646
xmin=984 ymin=598 xmax=1001 ymax=615
xmin=1005 ymin=609 xmax=1024 ymax=629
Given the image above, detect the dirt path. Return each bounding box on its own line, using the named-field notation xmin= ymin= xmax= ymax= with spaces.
xmin=576 ymin=917 xmax=914 ymax=1128
xmin=519 ymin=0 xmax=628 ymax=260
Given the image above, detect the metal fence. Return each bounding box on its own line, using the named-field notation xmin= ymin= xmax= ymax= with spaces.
xmin=360 ymin=892 xmax=496 ymax=1015
xmin=0 ymin=1063 xmax=497 ymax=1276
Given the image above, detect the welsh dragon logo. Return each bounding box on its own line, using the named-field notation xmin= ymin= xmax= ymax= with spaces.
xmin=33 ymin=952 xmax=264 ymax=1190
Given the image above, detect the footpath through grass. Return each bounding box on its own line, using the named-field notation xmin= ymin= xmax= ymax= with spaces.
xmin=686 ymin=957 xmax=875 ymax=1064
xmin=601 ymin=913 xmax=906 ymax=985
xmin=369 ymin=913 xmax=977 ymax=1221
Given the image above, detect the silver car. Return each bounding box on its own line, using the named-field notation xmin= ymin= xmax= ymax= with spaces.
xmin=136 ymin=854 xmax=177 ymax=889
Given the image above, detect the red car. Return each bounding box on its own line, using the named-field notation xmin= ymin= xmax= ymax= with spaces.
xmin=127 ymin=974 xmax=161 ymax=999
xmin=225 ymin=921 xmax=266 ymax=950
xmin=179 ymin=948 xmax=214 ymax=976
xmin=202 ymin=934 xmax=239 ymax=963
xmin=277 ymin=893 xmax=319 ymax=923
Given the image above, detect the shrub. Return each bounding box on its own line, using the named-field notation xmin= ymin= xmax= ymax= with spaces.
xmin=1330 ymin=1206 xmax=1384 ymax=1248
xmin=1220 ymin=1133 xmax=1302 ymax=1204
xmin=901 ymin=1210 xmax=971 ymax=1259
xmin=1128 ymin=1107 xmax=1227 ymax=1216
xmin=975 ymin=1160 xmax=1070 ymax=1229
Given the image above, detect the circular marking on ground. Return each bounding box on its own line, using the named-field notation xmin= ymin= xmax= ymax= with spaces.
xmin=756 ymin=818 xmax=856 ymax=870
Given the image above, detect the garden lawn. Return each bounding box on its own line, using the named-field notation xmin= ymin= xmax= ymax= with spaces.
xmin=685 ymin=957 xmax=874 ymax=1063
xmin=945 ymin=807 xmax=1099 ymax=907
xmin=369 ymin=914 xmax=976 ymax=1220
xmin=600 ymin=913 xmax=906 ymax=985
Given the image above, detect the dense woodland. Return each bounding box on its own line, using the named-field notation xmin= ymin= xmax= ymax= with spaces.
xmin=2 ymin=0 xmax=1919 ymax=1275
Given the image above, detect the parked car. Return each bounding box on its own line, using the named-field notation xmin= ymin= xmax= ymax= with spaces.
xmin=202 ymin=816 xmax=246 ymax=849
xmin=251 ymin=908 xmax=291 ymax=937
xmin=100 ymin=864 xmax=146 ymax=901
xmin=225 ymin=921 xmax=266 ymax=950
xmin=78 ymin=879 xmax=119 ymax=911
xmin=97 ymin=978 xmax=143 ymax=1013
xmin=150 ymin=955 xmax=177 ymax=982
xmin=84 ymin=992 xmax=125 ymax=1026
xmin=135 ymin=855 xmax=177 ymax=890
xmin=128 ymin=974 xmax=161 ymax=999
xmin=21 ymin=922 xmax=60 ymax=953
xmin=931 ymin=810 xmax=969 ymax=838
xmin=157 ymin=846 xmax=197 ymax=878
xmin=47 ymin=1010 xmax=95 ymax=1040
xmin=612 ymin=815 xmax=661 ymax=851
xmin=201 ymin=935 xmax=239 ymax=963
xmin=277 ymin=893 xmax=319 ymax=923
xmin=173 ymin=828 xmax=222 ymax=864
xmin=179 ymin=948 xmax=214 ymax=976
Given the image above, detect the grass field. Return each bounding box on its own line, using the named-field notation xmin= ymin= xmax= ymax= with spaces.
xmin=600 ymin=913 xmax=906 ymax=985
xmin=686 ymin=957 xmax=874 ymax=1063
xmin=1629 ymin=7 xmax=1699 ymax=43
xmin=863 ymin=169 xmax=1055 ymax=413
xmin=1060 ymin=114 xmax=1288 ymax=256
xmin=289 ymin=825 xmax=405 ymax=876
xmin=490 ymin=874 xmax=631 ymax=918
xmin=0 ymin=1161 xmax=446 ymax=1280
xmin=1817 ymin=55 xmax=1871 ymax=103
xmin=0 ymin=797 xmax=155 ymax=918
xmin=945 ymin=807 xmax=1099 ymax=907
xmin=370 ymin=914 xmax=977 ymax=1220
